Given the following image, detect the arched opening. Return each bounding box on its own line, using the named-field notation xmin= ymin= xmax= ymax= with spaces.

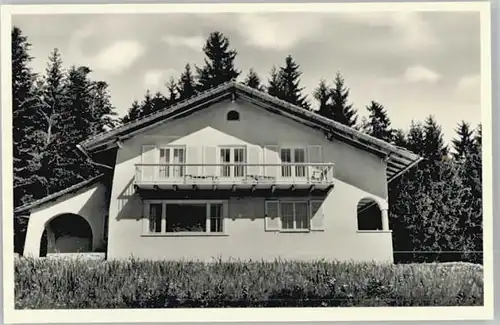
xmin=39 ymin=213 xmax=93 ymax=256
xmin=226 ymin=110 xmax=240 ymax=121
xmin=357 ymin=198 xmax=382 ymax=230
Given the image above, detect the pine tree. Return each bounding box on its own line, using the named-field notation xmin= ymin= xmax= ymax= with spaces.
xmin=423 ymin=115 xmax=449 ymax=162
xmin=267 ymin=66 xmax=284 ymax=98
xmin=89 ymin=80 xmax=117 ymax=134
xmin=406 ymin=121 xmax=426 ymax=156
xmin=392 ymin=129 xmax=407 ymax=147
xmin=244 ymin=69 xmax=263 ymax=91
xmin=121 ymin=100 xmax=142 ymax=123
xmin=277 ymin=55 xmax=310 ymax=109
xmin=165 ymin=77 xmax=179 ymax=105
xmin=140 ymin=90 xmax=155 ymax=117
xmin=313 ymin=79 xmax=332 ymax=119
xmin=152 ymin=91 xmax=167 ymax=112
xmin=11 ymin=26 xmax=40 ymax=206
xmin=178 ymin=64 xmax=197 ymax=100
xmin=330 ymin=72 xmax=358 ymax=128
xmin=362 ymin=101 xmax=393 ymax=142
xmin=452 ymin=121 xmax=475 ymax=161
xmin=195 ymin=32 xmax=240 ymax=91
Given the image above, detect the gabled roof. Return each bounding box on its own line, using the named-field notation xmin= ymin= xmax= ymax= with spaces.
xmin=79 ymin=81 xmax=422 ymax=182
xmin=14 ymin=174 xmax=106 ymax=215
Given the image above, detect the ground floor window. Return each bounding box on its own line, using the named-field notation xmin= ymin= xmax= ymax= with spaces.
xmin=266 ymin=199 xmax=322 ymax=231
xmin=144 ymin=200 xmax=225 ymax=234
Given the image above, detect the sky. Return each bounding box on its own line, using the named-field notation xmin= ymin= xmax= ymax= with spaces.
xmin=12 ymin=11 xmax=482 ymax=144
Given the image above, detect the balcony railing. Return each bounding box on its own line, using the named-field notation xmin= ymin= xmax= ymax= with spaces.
xmin=134 ymin=163 xmax=335 ymax=187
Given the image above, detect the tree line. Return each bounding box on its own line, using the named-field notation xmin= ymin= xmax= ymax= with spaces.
xmin=12 ymin=27 xmax=482 ymax=263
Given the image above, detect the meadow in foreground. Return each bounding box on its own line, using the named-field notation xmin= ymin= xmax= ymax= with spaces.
xmin=15 ymin=257 xmax=483 ymax=309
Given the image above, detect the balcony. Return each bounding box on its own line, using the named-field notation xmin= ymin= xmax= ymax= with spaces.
xmin=134 ymin=163 xmax=334 ymax=192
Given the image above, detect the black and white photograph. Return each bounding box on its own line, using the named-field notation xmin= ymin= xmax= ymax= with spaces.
xmin=2 ymin=2 xmax=493 ymax=323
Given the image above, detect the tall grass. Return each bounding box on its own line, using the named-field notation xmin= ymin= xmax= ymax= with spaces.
xmin=15 ymin=257 xmax=483 ymax=309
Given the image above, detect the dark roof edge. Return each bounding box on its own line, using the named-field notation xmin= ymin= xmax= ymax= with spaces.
xmin=14 ymin=173 xmax=107 ymax=215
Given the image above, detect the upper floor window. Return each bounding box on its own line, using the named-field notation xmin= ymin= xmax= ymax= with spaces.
xmin=226 ymin=110 xmax=240 ymax=121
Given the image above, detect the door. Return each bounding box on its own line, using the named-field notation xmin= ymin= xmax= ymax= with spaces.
xmin=219 ymin=147 xmax=246 ymax=178
xmin=158 ymin=147 xmax=186 ymax=180
xmin=280 ymin=147 xmax=306 ymax=179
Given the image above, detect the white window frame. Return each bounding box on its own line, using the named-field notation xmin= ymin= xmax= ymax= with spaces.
xmin=278 ymin=146 xmax=307 ymax=179
xmin=266 ymin=199 xmax=315 ymax=232
xmin=218 ymin=145 xmax=247 ymax=178
xmin=157 ymin=145 xmax=187 ymax=179
xmin=142 ymin=200 xmax=227 ymax=236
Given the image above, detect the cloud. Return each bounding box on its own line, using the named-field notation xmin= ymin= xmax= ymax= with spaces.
xmin=236 ymin=14 xmax=323 ymax=50
xmin=162 ymin=35 xmax=205 ymax=51
xmin=344 ymin=12 xmax=439 ymax=52
xmin=92 ymin=41 xmax=145 ymax=74
xmin=143 ymin=69 xmax=179 ymax=89
xmin=403 ymin=65 xmax=441 ymax=83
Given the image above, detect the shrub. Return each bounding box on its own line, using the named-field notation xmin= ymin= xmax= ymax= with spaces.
xmin=14 ymin=258 xmax=483 ymax=309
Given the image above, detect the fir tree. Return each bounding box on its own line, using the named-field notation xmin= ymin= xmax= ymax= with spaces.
xmin=140 ymin=90 xmax=155 ymax=117
xmin=452 ymin=121 xmax=475 ymax=161
xmin=406 ymin=121 xmax=426 ymax=156
xmin=165 ymin=77 xmax=179 ymax=105
xmin=423 ymin=115 xmax=449 ymax=162
xmin=195 ymin=32 xmax=240 ymax=91
xmin=89 ymin=80 xmax=117 ymax=134
xmin=152 ymin=91 xmax=167 ymax=112
xmin=11 ymin=26 xmax=45 ymax=212
xmin=267 ymin=66 xmax=284 ymax=98
xmin=244 ymin=69 xmax=263 ymax=91
xmin=277 ymin=55 xmax=310 ymax=109
xmin=121 ymin=100 xmax=142 ymax=123
xmin=178 ymin=64 xmax=197 ymax=100
xmin=392 ymin=129 xmax=407 ymax=147
xmin=313 ymin=79 xmax=332 ymax=119
xmin=362 ymin=101 xmax=393 ymax=143
xmin=330 ymin=72 xmax=358 ymax=128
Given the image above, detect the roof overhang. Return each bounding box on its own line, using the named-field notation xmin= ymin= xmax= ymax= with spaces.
xmin=78 ymin=81 xmax=422 ymax=182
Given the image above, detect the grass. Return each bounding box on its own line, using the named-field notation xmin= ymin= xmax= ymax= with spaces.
xmin=15 ymin=257 xmax=483 ymax=309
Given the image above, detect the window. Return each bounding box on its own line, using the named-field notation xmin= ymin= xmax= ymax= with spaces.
xmin=226 ymin=110 xmax=240 ymax=121
xmin=267 ymin=200 xmax=312 ymax=231
xmin=280 ymin=148 xmax=306 ymax=178
xmin=219 ymin=147 xmax=246 ymax=177
xmin=159 ymin=147 xmax=185 ymax=178
xmin=144 ymin=201 xmax=225 ymax=234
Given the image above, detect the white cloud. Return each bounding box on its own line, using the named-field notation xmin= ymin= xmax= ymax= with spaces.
xmin=92 ymin=41 xmax=145 ymax=74
xmin=345 ymin=12 xmax=439 ymax=52
xmin=143 ymin=69 xmax=179 ymax=89
xmin=236 ymin=14 xmax=323 ymax=50
xmin=162 ymin=35 xmax=205 ymax=51
xmin=403 ymin=65 xmax=441 ymax=83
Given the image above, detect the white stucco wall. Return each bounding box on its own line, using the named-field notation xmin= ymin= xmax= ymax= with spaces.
xmin=23 ymin=182 xmax=109 ymax=257
xmin=106 ymin=99 xmax=393 ymax=262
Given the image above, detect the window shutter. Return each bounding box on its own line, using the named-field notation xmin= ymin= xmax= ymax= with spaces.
xmin=141 ymin=145 xmax=157 ymax=182
xmin=203 ymin=146 xmax=217 ymax=177
xmin=264 ymin=145 xmax=279 ymax=180
xmin=186 ymin=146 xmax=201 ymax=177
xmin=246 ymin=145 xmax=261 ymax=177
xmin=310 ymin=200 xmax=325 ymax=231
xmin=265 ymin=200 xmax=280 ymax=231
xmin=307 ymin=145 xmax=323 ymax=182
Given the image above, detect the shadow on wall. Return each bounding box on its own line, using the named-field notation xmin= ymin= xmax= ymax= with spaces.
xmin=39 ymin=213 xmax=93 ymax=257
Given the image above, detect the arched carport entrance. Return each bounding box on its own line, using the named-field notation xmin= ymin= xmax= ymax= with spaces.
xmin=356 ymin=197 xmax=389 ymax=231
xmin=39 ymin=213 xmax=93 ymax=257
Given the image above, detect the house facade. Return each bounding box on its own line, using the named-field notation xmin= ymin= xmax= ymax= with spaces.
xmin=16 ymin=82 xmax=422 ymax=262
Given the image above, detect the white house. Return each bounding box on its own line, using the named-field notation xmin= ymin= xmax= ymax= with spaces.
xmin=15 ymin=81 xmax=422 ymax=262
